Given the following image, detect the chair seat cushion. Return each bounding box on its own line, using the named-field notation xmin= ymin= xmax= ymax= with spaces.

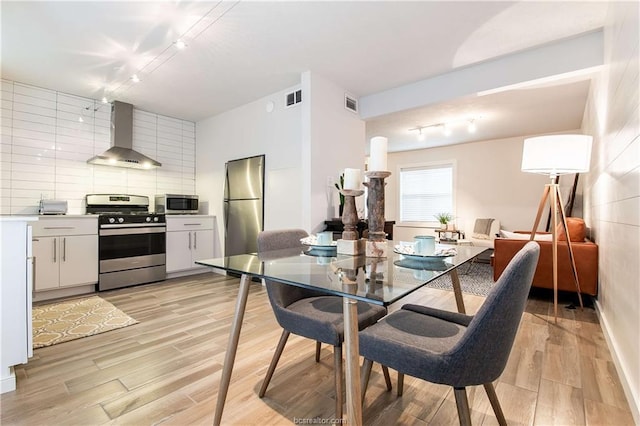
xmin=282 ymin=296 xmax=387 ymax=346
xmin=359 ymin=309 xmax=468 ymax=385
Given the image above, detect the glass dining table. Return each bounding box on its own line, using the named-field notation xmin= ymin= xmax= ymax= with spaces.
xmin=196 ymin=242 xmax=488 ymax=426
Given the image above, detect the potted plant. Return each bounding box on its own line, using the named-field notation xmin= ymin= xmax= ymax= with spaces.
xmin=435 ymin=212 xmax=453 ymax=229
xmin=334 ymin=173 xmax=345 ymax=217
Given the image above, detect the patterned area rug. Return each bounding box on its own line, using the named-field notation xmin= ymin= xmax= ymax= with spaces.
xmin=426 ymin=262 xmax=495 ymax=297
xmin=32 ymin=296 xmax=138 ymax=349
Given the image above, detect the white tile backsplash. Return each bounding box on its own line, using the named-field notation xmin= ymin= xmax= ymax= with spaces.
xmin=11 ymin=144 xmax=57 ymax=159
xmin=12 ymin=110 xmax=56 ymax=126
xmin=1 ymin=80 xmax=196 ymax=214
xmin=13 ymin=83 xmax=56 ymax=101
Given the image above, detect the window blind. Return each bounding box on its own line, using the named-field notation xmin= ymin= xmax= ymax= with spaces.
xmin=400 ymin=164 xmax=453 ymax=222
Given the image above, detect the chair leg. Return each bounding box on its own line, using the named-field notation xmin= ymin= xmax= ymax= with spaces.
xmin=360 ymin=358 xmax=373 ymax=405
xmin=333 ymin=345 xmax=343 ymax=419
xmin=483 ymin=383 xmax=507 ymax=426
xmin=315 ymin=341 xmax=321 ymax=362
xmin=381 ymin=365 xmax=392 ymax=391
xmin=258 ymin=330 xmax=290 ymax=398
xmin=453 ymin=387 xmax=472 ymax=426
xmin=397 ymin=372 xmax=404 ymax=396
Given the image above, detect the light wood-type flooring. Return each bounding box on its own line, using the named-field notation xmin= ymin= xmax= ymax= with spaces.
xmin=1 ymin=272 xmax=634 ymax=425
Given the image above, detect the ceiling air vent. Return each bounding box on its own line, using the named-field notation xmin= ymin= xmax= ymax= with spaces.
xmin=285 ymin=89 xmax=302 ymax=108
xmin=345 ymin=93 xmax=358 ymax=113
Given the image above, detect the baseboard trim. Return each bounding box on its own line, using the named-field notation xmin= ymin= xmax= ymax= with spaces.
xmin=1 ymin=367 xmax=16 ymax=394
xmin=594 ymin=299 xmax=639 ymax=424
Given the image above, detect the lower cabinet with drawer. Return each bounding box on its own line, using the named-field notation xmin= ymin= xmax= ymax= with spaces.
xmin=31 ymin=217 xmax=99 ymax=293
xmin=166 ymin=215 xmax=215 ymax=275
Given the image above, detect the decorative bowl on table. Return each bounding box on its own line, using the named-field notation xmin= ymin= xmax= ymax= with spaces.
xmin=392 ymin=243 xmax=455 ymax=272
xmin=393 ymin=243 xmax=457 ymax=259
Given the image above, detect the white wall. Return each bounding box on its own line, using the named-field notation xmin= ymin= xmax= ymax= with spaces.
xmin=195 ymin=84 xmax=303 ymax=251
xmin=302 ymin=71 xmax=366 ymax=233
xmin=196 ymin=72 xmax=365 ymax=253
xmin=1 ymin=80 xmax=195 ymax=214
xmin=385 ymin=134 xmax=573 ymax=237
xmin=582 ymin=1 xmax=639 ymax=422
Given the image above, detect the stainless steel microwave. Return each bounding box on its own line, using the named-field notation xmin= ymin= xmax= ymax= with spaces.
xmin=155 ymin=194 xmax=199 ymax=214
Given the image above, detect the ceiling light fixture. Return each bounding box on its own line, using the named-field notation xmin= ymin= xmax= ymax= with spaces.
xmin=409 ymin=116 xmax=481 ymax=139
xmin=106 ymin=1 xmax=240 ymax=101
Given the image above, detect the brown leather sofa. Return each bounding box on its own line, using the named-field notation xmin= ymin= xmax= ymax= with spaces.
xmin=492 ymin=219 xmax=598 ymax=296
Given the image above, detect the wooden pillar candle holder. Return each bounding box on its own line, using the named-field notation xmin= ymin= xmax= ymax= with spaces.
xmin=337 ymin=189 xmax=365 ymax=255
xmin=364 ymin=171 xmax=391 ymax=257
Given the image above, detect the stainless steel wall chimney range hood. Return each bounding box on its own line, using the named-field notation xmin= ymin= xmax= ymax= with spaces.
xmin=87 ymin=101 xmax=161 ymax=169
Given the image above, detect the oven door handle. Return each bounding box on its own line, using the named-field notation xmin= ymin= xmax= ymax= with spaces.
xmin=100 ymin=223 xmax=166 ymax=229
xmin=100 ymin=227 xmax=166 ymax=236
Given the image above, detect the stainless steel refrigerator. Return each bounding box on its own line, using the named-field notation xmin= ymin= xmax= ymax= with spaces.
xmin=223 ymin=155 xmax=265 ymax=256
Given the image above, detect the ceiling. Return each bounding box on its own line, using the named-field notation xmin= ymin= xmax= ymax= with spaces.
xmin=1 ymin=1 xmax=608 ymax=152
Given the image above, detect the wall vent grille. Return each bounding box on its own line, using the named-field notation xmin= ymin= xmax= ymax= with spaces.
xmin=285 ymin=89 xmax=302 ymax=107
xmin=345 ymin=94 xmax=358 ymax=113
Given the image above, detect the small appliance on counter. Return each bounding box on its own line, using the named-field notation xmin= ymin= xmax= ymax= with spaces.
xmin=38 ymin=199 xmax=68 ymax=215
xmin=155 ymin=194 xmax=199 ymax=214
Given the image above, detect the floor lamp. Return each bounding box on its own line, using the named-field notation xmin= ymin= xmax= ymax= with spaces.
xmin=521 ymin=134 xmax=593 ymax=321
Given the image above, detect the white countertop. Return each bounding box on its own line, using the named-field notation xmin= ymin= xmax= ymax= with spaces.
xmin=0 ymin=215 xmax=39 ymax=222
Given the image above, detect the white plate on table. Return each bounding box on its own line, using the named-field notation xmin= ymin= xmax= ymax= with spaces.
xmin=393 ymin=249 xmax=455 ymax=260
xmin=303 ymin=242 xmax=337 ymax=250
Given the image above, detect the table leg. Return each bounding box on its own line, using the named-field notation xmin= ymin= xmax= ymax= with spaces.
xmin=343 ymin=295 xmax=362 ymax=425
xmin=449 ymin=269 xmax=466 ymax=314
xmin=213 ymin=273 xmax=252 ymax=426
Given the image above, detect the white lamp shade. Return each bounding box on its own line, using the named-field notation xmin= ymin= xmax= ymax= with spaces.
xmin=521 ymin=134 xmax=592 ymax=175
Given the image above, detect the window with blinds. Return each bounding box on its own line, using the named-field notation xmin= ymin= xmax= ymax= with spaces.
xmin=399 ymin=163 xmax=454 ymax=223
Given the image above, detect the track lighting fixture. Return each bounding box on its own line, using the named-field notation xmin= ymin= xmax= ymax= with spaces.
xmin=409 ymin=116 xmax=481 ymax=140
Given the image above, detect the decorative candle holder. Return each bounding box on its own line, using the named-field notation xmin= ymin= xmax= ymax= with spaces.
xmin=337 ymin=189 xmax=365 ymax=255
xmin=364 ymin=171 xmax=391 ymax=257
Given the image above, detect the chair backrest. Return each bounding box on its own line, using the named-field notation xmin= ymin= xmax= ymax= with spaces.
xmin=448 ymin=241 xmax=540 ymax=385
xmin=257 ymin=229 xmax=326 ymax=317
xmin=257 ymin=229 xmax=308 ymax=252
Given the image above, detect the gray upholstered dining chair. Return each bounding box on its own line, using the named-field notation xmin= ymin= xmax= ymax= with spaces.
xmin=257 ymin=229 xmax=389 ymax=418
xmin=359 ymin=241 xmax=540 ymax=426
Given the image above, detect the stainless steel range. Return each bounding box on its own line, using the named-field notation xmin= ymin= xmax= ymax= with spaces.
xmin=86 ymin=194 xmax=166 ymax=291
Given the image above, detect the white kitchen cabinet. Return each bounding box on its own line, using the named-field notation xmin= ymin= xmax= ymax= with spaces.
xmin=1 ymin=216 xmax=37 ymax=394
xmin=31 ymin=217 xmax=98 ymax=291
xmin=166 ymin=216 xmax=215 ymax=274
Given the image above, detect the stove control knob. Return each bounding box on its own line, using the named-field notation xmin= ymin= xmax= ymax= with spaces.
xmin=154 ymin=217 xmax=159 ymax=222
xmin=146 ymin=217 xmax=151 ymax=222
xmin=118 ymin=217 xmax=124 ymax=223
xmin=108 ymin=217 xmax=115 ymax=224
